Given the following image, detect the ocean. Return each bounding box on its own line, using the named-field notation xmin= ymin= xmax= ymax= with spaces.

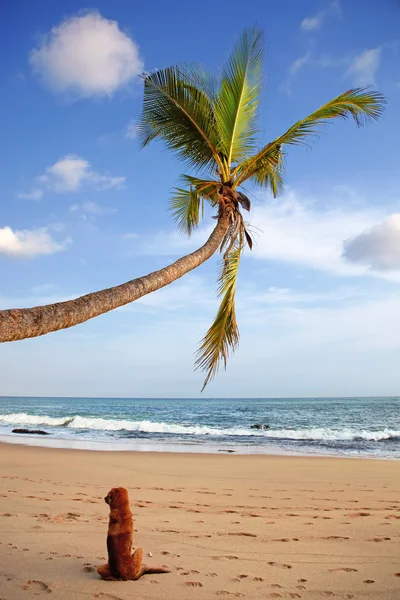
xmin=0 ymin=396 xmax=399 ymax=459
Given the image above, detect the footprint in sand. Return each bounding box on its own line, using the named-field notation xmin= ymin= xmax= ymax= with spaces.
xmin=54 ymin=512 xmax=84 ymax=522
xmin=215 ymin=592 xmax=244 ymax=598
xmin=329 ymin=567 xmax=358 ymax=573
xmin=363 ymin=580 xmax=375 ymax=584
xmin=93 ymin=594 xmax=123 ymax=600
xmin=184 ymin=581 xmax=203 ymax=587
xmin=21 ymin=580 xmax=51 ymax=594
xmin=267 ymin=561 xmax=292 ymax=569
xmin=347 ymin=512 xmax=371 ymax=517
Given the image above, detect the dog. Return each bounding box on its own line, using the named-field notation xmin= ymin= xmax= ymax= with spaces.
xmin=97 ymin=487 xmax=170 ymax=581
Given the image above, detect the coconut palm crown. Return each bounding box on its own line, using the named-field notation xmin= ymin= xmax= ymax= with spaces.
xmin=136 ymin=27 xmax=385 ymax=390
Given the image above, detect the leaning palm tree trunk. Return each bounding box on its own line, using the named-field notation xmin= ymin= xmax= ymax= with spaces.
xmin=0 ymin=215 xmax=229 ymax=343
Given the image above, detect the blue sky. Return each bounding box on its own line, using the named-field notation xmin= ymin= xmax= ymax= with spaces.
xmin=1 ymin=0 xmax=400 ymax=398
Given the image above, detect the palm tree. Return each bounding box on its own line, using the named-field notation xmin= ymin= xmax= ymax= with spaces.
xmin=0 ymin=28 xmax=384 ymax=389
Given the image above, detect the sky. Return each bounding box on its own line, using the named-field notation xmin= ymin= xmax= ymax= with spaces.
xmin=1 ymin=0 xmax=400 ymax=398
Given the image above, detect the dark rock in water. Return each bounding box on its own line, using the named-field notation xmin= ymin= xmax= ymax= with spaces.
xmin=12 ymin=428 xmax=49 ymax=435
xmin=250 ymin=424 xmax=270 ymax=430
xmin=218 ymin=449 xmax=235 ymax=453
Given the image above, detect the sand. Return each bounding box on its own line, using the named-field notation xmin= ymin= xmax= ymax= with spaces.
xmin=0 ymin=443 xmax=399 ymax=600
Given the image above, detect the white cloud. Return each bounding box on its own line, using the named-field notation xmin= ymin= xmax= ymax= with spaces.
xmin=30 ymin=11 xmax=144 ymax=98
xmin=280 ymin=51 xmax=312 ymax=95
xmin=300 ymin=16 xmax=323 ymax=31
xmin=248 ymin=286 xmax=361 ymax=306
xmin=17 ymin=189 xmax=43 ymax=200
xmin=125 ymin=119 xmax=138 ymax=139
xmin=281 ymin=45 xmax=381 ymax=95
xmin=83 ymin=201 xmax=118 ymax=215
xmin=346 ymin=48 xmax=381 ymax=86
xmin=343 ymin=214 xmax=400 ymax=271
xmin=22 ymin=155 xmax=126 ymax=197
xmin=248 ymin=191 xmax=393 ymax=278
xmin=137 ymin=189 xmax=400 ymax=281
xmin=289 ymin=51 xmax=311 ymax=75
xmin=70 ymin=201 xmax=118 ymax=216
xmin=0 ymin=226 xmax=69 ymax=258
xmin=300 ymin=1 xmax=340 ymax=32
xmin=39 ymin=155 xmax=89 ymax=192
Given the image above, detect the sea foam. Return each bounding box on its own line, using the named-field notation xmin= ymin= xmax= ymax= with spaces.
xmin=0 ymin=412 xmax=398 ymax=441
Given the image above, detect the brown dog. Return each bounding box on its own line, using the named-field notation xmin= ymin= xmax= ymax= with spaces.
xmin=97 ymin=487 xmax=170 ymax=581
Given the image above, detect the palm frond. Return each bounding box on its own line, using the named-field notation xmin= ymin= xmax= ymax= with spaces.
xmin=215 ymin=27 xmax=264 ymax=166
xmin=250 ymin=146 xmax=285 ymax=196
xmin=136 ymin=66 xmax=225 ymax=173
xmin=169 ymin=187 xmax=202 ymax=235
xmin=195 ymin=246 xmax=241 ymax=390
xmin=235 ymin=87 xmax=385 ymax=187
xmin=181 ymin=175 xmax=221 ymax=206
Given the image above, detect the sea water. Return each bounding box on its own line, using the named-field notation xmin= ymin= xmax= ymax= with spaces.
xmin=0 ymin=396 xmax=399 ymax=459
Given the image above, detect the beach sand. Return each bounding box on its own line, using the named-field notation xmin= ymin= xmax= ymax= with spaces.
xmin=0 ymin=443 xmax=399 ymax=599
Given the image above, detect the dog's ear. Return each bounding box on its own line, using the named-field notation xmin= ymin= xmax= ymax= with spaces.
xmin=117 ymin=487 xmax=128 ymax=500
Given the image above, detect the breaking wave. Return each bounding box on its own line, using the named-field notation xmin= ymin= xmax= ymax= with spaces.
xmin=0 ymin=413 xmax=399 ymax=442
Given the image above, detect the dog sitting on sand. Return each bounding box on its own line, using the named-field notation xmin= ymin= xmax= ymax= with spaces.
xmin=97 ymin=487 xmax=170 ymax=581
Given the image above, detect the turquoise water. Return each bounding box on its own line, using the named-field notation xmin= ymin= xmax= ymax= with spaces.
xmin=0 ymin=396 xmax=399 ymax=458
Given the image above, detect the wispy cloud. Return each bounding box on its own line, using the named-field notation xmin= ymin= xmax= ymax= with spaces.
xmin=134 ymin=188 xmax=400 ymax=281
xmin=16 ymin=189 xmax=43 ymax=201
xmin=289 ymin=51 xmax=312 ymax=76
xmin=346 ymin=48 xmax=381 ymax=86
xmin=125 ymin=119 xmax=138 ymax=140
xmin=70 ymin=201 xmax=118 ymax=216
xmin=248 ymin=191 xmax=391 ymax=278
xmin=281 ymin=45 xmax=382 ymax=95
xmin=30 ymin=11 xmax=144 ymax=98
xmin=300 ymin=1 xmax=341 ymax=32
xmin=0 ymin=226 xmax=70 ymax=258
xmin=300 ymin=16 xmax=323 ymax=32
xmin=280 ymin=51 xmax=312 ymax=95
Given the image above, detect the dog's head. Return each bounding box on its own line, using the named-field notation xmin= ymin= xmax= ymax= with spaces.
xmin=104 ymin=487 xmax=129 ymax=508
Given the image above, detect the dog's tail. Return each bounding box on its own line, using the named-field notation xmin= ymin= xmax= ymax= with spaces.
xmin=132 ymin=547 xmax=170 ymax=579
xmin=140 ymin=565 xmax=170 ymax=576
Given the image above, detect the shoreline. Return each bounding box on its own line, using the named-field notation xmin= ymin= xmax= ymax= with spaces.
xmin=1 ymin=434 xmax=399 ymax=460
